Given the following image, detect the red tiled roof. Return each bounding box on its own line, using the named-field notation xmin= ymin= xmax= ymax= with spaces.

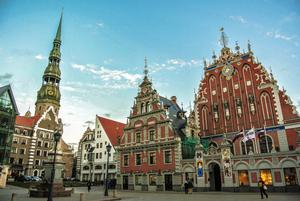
xmin=15 ymin=115 xmax=40 ymax=128
xmin=97 ymin=115 xmax=125 ymax=147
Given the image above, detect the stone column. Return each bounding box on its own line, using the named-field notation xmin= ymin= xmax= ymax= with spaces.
xmin=220 ymin=140 xmax=233 ymax=190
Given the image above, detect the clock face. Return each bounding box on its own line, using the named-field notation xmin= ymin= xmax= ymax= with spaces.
xmin=47 ymin=90 xmax=54 ymax=96
xmin=222 ymin=63 xmax=234 ymax=80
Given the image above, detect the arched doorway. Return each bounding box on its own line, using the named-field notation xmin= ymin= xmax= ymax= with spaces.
xmin=209 ymin=163 xmax=222 ymax=191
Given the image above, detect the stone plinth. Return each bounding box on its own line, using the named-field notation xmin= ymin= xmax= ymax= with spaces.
xmin=29 ymin=150 xmax=71 ymax=197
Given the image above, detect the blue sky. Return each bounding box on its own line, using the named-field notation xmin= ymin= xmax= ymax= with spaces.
xmin=0 ymin=0 xmax=299 ymax=144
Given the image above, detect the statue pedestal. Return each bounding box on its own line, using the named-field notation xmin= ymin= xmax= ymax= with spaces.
xmin=29 ymin=151 xmax=71 ymax=197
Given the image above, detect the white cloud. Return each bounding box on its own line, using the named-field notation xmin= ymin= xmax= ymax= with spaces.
xmin=35 ymin=54 xmax=47 ymax=60
xmin=266 ymin=31 xmax=292 ymax=41
xmin=151 ymin=58 xmax=200 ymax=73
xmin=60 ymin=85 xmax=76 ymax=92
xmin=71 ymin=63 xmax=143 ymax=89
xmin=71 ymin=63 xmax=86 ymax=71
xmin=96 ymin=23 xmax=104 ymax=27
xmin=229 ymin=16 xmax=247 ymax=24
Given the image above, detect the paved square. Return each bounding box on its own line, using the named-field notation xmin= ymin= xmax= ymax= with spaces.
xmin=1 ymin=185 xmax=300 ymax=201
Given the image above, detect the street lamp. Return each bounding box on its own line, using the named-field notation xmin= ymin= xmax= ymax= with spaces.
xmin=47 ymin=131 xmax=62 ymax=201
xmin=104 ymin=143 xmax=112 ymax=196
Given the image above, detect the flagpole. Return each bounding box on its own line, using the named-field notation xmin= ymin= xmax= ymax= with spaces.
xmin=253 ymin=127 xmax=258 ymax=154
xmin=243 ymin=129 xmax=247 ymax=154
xmin=264 ymin=124 xmax=269 ymax=152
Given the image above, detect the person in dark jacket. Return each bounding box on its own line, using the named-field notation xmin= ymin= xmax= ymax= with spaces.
xmin=258 ymin=177 xmax=268 ymax=199
xmin=111 ymin=178 xmax=117 ymax=197
xmin=187 ymin=179 xmax=193 ymax=194
xmin=87 ymin=180 xmax=92 ymax=192
xmin=184 ymin=179 xmax=188 ymax=194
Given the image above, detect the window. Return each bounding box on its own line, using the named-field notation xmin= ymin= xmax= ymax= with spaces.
xmin=135 ymin=153 xmax=141 ymax=166
xmin=100 ymin=143 xmax=103 ymax=148
xmin=241 ymin=140 xmax=254 ymax=155
xmin=43 ymin=151 xmax=47 ymax=157
xmin=136 ymin=133 xmax=141 ymax=143
xmin=96 ymin=143 xmax=99 ymax=148
xmin=95 ymin=165 xmax=102 ymax=170
xmin=84 ymin=154 xmax=87 ymax=160
xmin=83 ymin=166 xmax=89 ymax=170
xmin=284 ymin=168 xmax=298 ymax=185
xmin=96 ymin=153 xmax=99 ymax=159
xmin=123 ymin=155 xmax=129 ymax=166
xmin=20 ymin=149 xmax=25 ymax=155
xmin=104 ymin=164 xmax=106 ymax=169
xmin=135 ymin=175 xmax=142 ymax=185
xmin=149 ymin=130 xmax=155 ymax=141
xmin=10 ymin=157 xmax=14 ymax=164
xmin=149 ymin=175 xmax=157 ymax=186
xmin=100 ymin=152 xmax=102 ymax=159
xmin=164 ymin=150 xmax=172 ymax=164
xmin=259 ymin=135 xmax=273 ymax=153
xmin=260 ymin=169 xmax=273 ymax=185
xmin=149 ymin=152 xmax=156 ymax=165
xmin=36 ymin=150 xmax=41 ymax=156
xmin=11 ymin=147 xmax=17 ymax=154
xmin=13 ymin=138 xmax=18 ymax=144
xmin=37 ymin=141 xmax=42 ymax=147
xmin=105 ymin=141 xmax=107 ymax=145
xmin=35 ymin=160 xmax=40 ymax=166
xmin=21 ymin=139 xmax=26 ymax=145
xmin=18 ymin=158 xmax=23 ymax=165
xmin=44 ymin=142 xmax=48 ymax=148
xmin=238 ymin=170 xmax=249 ymax=186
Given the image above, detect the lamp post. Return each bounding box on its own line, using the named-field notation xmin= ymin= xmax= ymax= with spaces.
xmin=104 ymin=143 xmax=112 ymax=196
xmin=47 ymin=131 xmax=62 ymax=201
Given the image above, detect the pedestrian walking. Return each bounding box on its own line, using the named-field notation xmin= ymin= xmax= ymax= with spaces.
xmin=184 ymin=179 xmax=188 ymax=194
xmin=111 ymin=177 xmax=117 ymax=198
xmin=87 ymin=180 xmax=92 ymax=192
xmin=258 ymin=177 xmax=268 ymax=199
xmin=188 ymin=179 xmax=193 ymax=194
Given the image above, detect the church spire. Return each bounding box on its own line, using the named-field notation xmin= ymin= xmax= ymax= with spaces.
xmin=35 ymin=14 xmax=63 ymax=116
xmin=144 ymin=56 xmax=149 ymax=78
xmin=55 ymin=11 xmax=63 ymax=42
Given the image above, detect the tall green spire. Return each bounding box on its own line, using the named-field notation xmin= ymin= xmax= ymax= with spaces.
xmin=55 ymin=11 xmax=63 ymax=42
xmin=35 ymin=13 xmax=63 ymax=116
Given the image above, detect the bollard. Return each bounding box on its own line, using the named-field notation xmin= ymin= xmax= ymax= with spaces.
xmin=11 ymin=193 xmax=16 ymax=201
xmin=79 ymin=193 xmax=84 ymax=201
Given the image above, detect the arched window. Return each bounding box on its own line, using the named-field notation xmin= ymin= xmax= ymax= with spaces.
xmin=241 ymin=140 xmax=254 ymax=155
xmin=260 ymin=92 xmax=274 ymax=122
xmin=201 ymin=106 xmax=208 ymax=131
xmin=259 ymin=135 xmax=273 ymax=153
xmin=209 ymin=141 xmax=218 ymax=148
xmin=33 ymin=170 xmax=38 ymax=176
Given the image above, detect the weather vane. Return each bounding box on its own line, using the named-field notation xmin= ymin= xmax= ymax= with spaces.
xmin=219 ymin=27 xmax=228 ymax=48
